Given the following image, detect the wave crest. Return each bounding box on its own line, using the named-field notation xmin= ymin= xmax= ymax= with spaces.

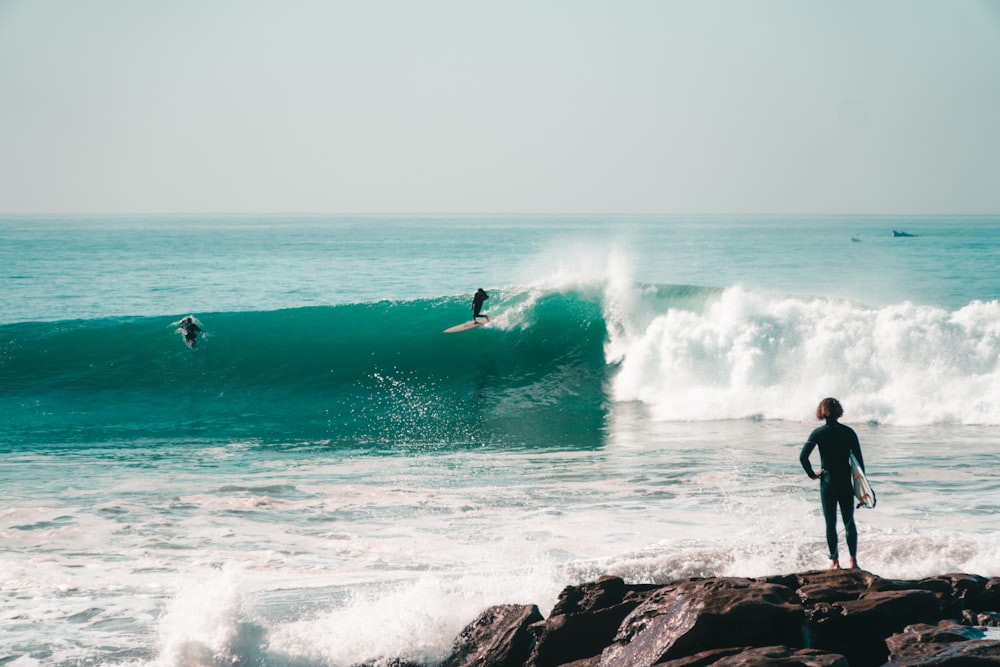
xmin=609 ymin=286 xmax=1000 ymax=425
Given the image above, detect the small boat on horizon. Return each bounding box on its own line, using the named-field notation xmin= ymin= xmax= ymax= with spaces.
xmin=892 ymin=229 xmax=917 ymax=237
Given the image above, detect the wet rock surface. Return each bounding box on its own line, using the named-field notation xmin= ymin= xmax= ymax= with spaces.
xmin=431 ymin=570 xmax=1000 ymax=667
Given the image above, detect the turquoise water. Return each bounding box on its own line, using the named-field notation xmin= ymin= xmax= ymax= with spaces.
xmin=3 ymin=215 xmax=997 ymax=322
xmin=1 ymin=215 xmax=999 ymax=665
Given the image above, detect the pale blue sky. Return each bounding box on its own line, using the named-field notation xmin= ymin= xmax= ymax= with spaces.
xmin=1 ymin=0 xmax=999 ymax=214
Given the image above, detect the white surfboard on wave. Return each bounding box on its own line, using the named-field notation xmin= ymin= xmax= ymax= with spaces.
xmin=444 ymin=318 xmax=489 ymax=333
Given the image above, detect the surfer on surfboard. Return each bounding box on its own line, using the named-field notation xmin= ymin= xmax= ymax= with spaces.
xmin=175 ymin=315 xmax=203 ymax=348
xmin=799 ymin=397 xmax=866 ymax=571
xmin=472 ymin=288 xmax=489 ymax=323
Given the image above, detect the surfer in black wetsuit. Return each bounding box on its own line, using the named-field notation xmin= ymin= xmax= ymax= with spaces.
xmin=177 ymin=316 xmax=203 ymax=348
xmin=472 ymin=288 xmax=489 ymax=322
xmin=799 ymin=397 xmax=865 ymax=570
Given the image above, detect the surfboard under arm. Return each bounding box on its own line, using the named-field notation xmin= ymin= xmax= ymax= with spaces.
xmin=850 ymin=452 xmax=876 ymax=509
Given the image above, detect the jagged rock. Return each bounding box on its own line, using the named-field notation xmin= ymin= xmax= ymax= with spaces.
xmin=963 ymin=609 xmax=1000 ymax=628
xmin=974 ymin=578 xmax=1000 ymax=612
xmin=650 ymin=646 xmax=747 ymax=667
xmin=440 ymin=571 xmax=1000 ymax=667
xmin=597 ymin=578 xmax=804 ymax=667
xmin=806 ymin=588 xmax=942 ymax=667
xmin=441 ymin=603 xmax=543 ymax=667
xmin=913 ymin=573 xmax=991 ymax=617
xmin=658 ymin=645 xmax=849 ymax=667
xmin=528 ymin=575 xmax=659 ymax=667
xmin=547 ymin=575 xmax=661 ymax=617
xmin=768 ymin=568 xmax=877 ymax=604
xmin=885 ymin=619 xmax=1000 ymax=665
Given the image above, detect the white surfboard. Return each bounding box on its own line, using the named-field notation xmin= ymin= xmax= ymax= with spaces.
xmin=444 ymin=319 xmax=486 ymax=333
xmin=850 ymin=452 xmax=876 ymax=509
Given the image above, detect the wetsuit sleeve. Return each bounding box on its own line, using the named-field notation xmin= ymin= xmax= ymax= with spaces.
xmin=799 ymin=441 xmax=818 ymax=478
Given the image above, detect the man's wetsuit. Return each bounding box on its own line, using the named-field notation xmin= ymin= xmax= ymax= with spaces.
xmin=800 ymin=420 xmax=864 ymax=561
xmin=179 ymin=318 xmax=202 ymax=348
xmin=472 ymin=289 xmax=489 ymax=321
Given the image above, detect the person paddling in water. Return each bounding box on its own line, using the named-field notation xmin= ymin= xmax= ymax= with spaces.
xmin=799 ymin=397 xmax=866 ymax=570
xmin=472 ymin=288 xmax=489 ymax=323
xmin=177 ymin=315 xmax=203 ymax=348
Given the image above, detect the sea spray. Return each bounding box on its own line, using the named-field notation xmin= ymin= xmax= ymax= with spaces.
xmin=611 ymin=286 xmax=1000 ymax=425
xmin=153 ymin=565 xmax=267 ymax=667
xmin=266 ymin=564 xmax=565 ymax=666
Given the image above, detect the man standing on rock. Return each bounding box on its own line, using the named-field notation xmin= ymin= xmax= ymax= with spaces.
xmin=799 ymin=397 xmax=865 ymax=570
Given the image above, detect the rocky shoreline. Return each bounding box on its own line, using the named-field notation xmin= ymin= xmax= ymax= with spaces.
xmin=409 ymin=569 xmax=1000 ymax=667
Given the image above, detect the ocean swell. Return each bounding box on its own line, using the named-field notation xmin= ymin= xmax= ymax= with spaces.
xmin=0 ymin=291 xmax=610 ymax=448
xmin=3 ymin=283 xmax=998 ymax=451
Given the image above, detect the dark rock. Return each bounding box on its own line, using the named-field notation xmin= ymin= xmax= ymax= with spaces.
xmin=974 ymin=578 xmax=1000 ymax=612
xmin=963 ymin=609 xmax=1000 ymax=628
xmin=655 ymin=646 xmax=748 ymax=667
xmin=885 ymin=619 xmax=1000 ymax=665
xmin=866 ymin=576 xmax=927 ymax=594
xmin=441 ymin=571 xmax=1000 ymax=667
xmin=659 ymin=645 xmax=849 ymax=667
xmin=597 ymin=578 xmax=804 ymax=667
xmin=914 ymin=573 xmax=990 ymax=617
xmin=555 ymin=659 xmax=600 ymax=667
xmin=441 ymin=603 xmax=543 ymax=667
xmin=528 ymin=576 xmax=659 ymax=667
xmin=806 ymin=589 xmax=942 ymax=667
xmin=773 ymin=569 xmax=878 ymax=605
xmin=548 ymin=575 xmax=660 ymax=616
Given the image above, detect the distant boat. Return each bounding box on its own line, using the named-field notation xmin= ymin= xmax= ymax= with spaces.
xmin=892 ymin=229 xmax=917 ymax=237
xmin=851 ymin=234 xmax=862 ymax=242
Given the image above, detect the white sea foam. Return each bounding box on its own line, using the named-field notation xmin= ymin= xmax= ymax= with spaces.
xmin=147 ymin=565 xmax=266 ymax=667
xmin=4 ymin=422 xmax=1000 ymax=666
xmin=511 ymin=241 xmax=1000 ymax=426
xmin=610 ymin=287 xmax=1000 ymax=425
xmin=266 ymin=565 xmax=563 ymax=667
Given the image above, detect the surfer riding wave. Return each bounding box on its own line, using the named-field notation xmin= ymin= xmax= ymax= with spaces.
xmin=472 ymin=288 xmax=489 ymax=323
xmin=174 ymin=315 xmax=203 ymax=348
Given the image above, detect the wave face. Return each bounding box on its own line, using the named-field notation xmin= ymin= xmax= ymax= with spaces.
xmin=3 ymin=283 xmax=999 ymax=449
xmin=0 ymin=291 xmax=610 ymax=448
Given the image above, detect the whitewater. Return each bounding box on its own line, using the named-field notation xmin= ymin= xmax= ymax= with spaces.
xmin=1 ymin=215 xmax=999 ymax=666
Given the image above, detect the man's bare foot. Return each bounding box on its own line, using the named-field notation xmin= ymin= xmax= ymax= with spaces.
xmin=849 ymin=558 xmax=859 ymax=569
xmin=829 ymin=559 xmax=841 ymax=570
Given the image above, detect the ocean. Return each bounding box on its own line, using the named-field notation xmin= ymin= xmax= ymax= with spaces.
xmin=2 ymin=215 xmax=999 ymax=666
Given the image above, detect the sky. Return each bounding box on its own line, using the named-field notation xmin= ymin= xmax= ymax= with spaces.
xmin=1 ymin=0 xmax=999 ymax=215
